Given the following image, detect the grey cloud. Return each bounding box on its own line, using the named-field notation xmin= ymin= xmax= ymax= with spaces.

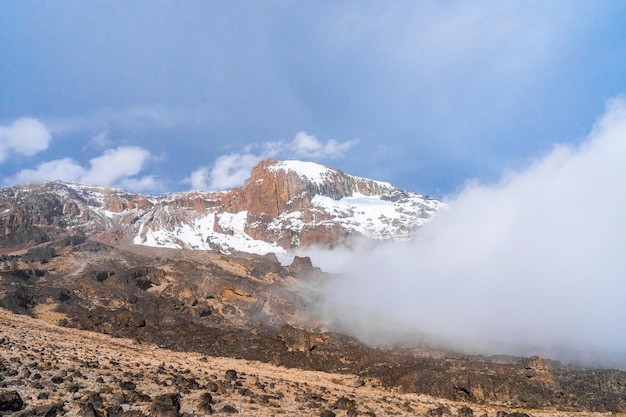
xmin=304 ymin=98 xmax=626 ymax=368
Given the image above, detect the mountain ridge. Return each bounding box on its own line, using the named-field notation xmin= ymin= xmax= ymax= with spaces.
xmin=0 ymin=159 xmax=443 ymax=255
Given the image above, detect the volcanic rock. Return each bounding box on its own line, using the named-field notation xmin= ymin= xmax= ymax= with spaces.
xmin=224 ymin=369 xmax=238 ymax=382
xmin=219 ymin=404 xmax=239 ymax=413
xmin=0 ymin=390 xmax=24 ymax=412
xmin=150 ymin=393 xmax=180 ymax=417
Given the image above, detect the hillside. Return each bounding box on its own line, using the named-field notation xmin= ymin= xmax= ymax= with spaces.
xmin=0 ymin=240 xmax=625 ymax=414
xmin=0 ymin=307 xmax=577 ymax=417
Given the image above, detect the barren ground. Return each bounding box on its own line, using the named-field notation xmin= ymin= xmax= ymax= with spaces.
xmin=0 ymin=308 xmax=616 ymax=417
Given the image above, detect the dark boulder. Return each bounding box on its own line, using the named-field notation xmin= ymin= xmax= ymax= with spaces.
xmin=0 ymin=390 xmax=24 ymax=412
xmin=224 ymin=369 xmax=238 ymax=381
xmin=219 ymin=405 xmax=239 ymax=413
xmin=77 ymin=402 xmax=103 ymax=417
xmin=198 ymin=392 xmax=213 ymax=414
xmin=458 ymin=406 xmax=474 ymax=417
xmin=119 ymin=381 xmax=136 ymax=390
xmin=150 ymin=393 xmax=180 ymax=417
xmin=427 ymin=406 xmax=452 ymax=417
xmin=332 ymin=396 xmax=357 ymax=410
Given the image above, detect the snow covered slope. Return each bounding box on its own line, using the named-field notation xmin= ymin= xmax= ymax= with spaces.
xmin=0 ymin=159 xmax=443 ymax=255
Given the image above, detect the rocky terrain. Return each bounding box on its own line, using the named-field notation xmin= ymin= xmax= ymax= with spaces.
xmin=0 ymin=239 xmax=625 ymax=415
xmin=0 ymin=307 xmax=568 ymax=417
xmin=0 ymin=159 xmax=442 ymax=256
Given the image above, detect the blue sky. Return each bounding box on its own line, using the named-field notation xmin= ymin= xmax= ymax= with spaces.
xmin=2 ymin=1 xmax=626 ymax=197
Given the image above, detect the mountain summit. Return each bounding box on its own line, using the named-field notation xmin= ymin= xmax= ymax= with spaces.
xmin=0 ymin=159 xmax=442 ymax=255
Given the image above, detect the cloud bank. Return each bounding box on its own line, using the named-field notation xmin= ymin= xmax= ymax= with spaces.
xmin=4 ymin=146 xmax=157 ymax=192
xmin=186 ymin=132 xmax=357 ymax=190
xmin=0 ymin=118 xmax=51 ymax=163
xmin=305 ymin=99 xmax=626 ymax=367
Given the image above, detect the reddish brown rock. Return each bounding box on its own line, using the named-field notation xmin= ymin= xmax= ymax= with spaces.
xmin=104 ymin=197 xmax=125 ymax=213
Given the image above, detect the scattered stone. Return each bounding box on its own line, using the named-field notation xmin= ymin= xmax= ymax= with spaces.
xmin=497 ymin=413 xmax=531 ymax=417
xmin=118 ymin=411 xmax=146 ymax=417
xmin=85 ymin=392 xmax=103 ymax=409
xmin=320 ymin=411 xmax=336 ymax=417
xmin=224 ymin=369 xmax=238 ymax=381
xmin=50 ymin=376 xmax=64 ymax=384
xmin=427 ymin=406 xmax=452 ymax=417
xmin=150 ymin=393 xmax=181 ymax=417
xmin=107 ymin=405 xmax=123 ymax=417
xmin=350 ymin=378 xmax=365 ymax=388
xmin=131 ymin=391 xmax=152 ymax=403
xmin=333 ymin=396 xmax=357 ymax=410
xmin=77 ymin=402 xmax=102 ymax=417
xmin=219 ymin=404 xmax=239 ymax=413
xmin=12 ymin=408 xmax=36 ymax=417
xmin=458 ymin=406 xmax=474 ymax=417
xmin=109 ymin=392 xmax=129 ymax=405
xmin=0 ymin=390 xmax=25 ymax=412
xmin=33 ymin=402 xmax=64 ymax=416
xmin=198 ymin=392 xmax=213 ymax=414
xmin=119 ymin=381 xmax=136 ymax=390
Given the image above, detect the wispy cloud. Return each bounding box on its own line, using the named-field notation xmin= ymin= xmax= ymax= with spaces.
xmin=271 ymin=132 xmax=358 ymax=160
xmin=0 ymin=118 xmax=51 ymax=163
xmin=4 ymin=146 xmax=158 ymax=192
xmin=304 ymin=98 xmax=626 ymax=367
xmin=186 ymin=153 xmax=261 ymax=191
xmin=46 ymin=104 xmax=213 ymax=135
xmin=185 ymin=131 xmax=357 ymax=190
xmin=89 ymin=131 xmax=113 ymax=149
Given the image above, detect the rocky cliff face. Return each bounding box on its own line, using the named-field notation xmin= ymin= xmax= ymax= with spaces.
xmin=0 ymin=159 xmax=442 ymax=254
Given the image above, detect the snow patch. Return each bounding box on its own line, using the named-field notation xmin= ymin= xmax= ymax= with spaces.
xmin=270 ymin=160 xmax=333 ymax=185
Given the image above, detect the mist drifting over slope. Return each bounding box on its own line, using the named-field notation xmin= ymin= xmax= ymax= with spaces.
xmin=305 ymin=99 xmax=626 ymax=367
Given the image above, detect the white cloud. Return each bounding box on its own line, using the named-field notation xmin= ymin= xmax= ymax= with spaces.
xmin=186 ymin=132 xmax=357 ymax=191
xmin=117 ymin=175 xmax=161 ymax=193
xmin=81 ymin=146 xmax=151 ymax=186
xmin=207 ymin=153 xmax=262 ymax=190
xmin=5 ymin=158 xmax=86 ymax=185
xmin=0 ymin=117 xmax=51 ymax=163
xmin=304 ymin=98 xmax=626 ymax=367
xmin=185 ymin=166 xmax=210 ymax=190
xmin=184 ymin=154 xmax=260 ymax=192
xmin=289 ymin=131 xmax=357 ymax=159
xmin=4 ymin=146 xmax=157 ymax=192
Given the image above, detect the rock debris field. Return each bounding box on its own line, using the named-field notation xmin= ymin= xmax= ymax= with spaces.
xmin=0 ymin=308 xmax=610 ymax=417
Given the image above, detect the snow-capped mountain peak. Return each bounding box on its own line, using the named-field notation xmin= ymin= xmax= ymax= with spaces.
xmin=0 ymin=159 xmax=443 ymax=256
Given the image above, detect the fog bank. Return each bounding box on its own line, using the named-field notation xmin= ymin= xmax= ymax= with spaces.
xmin=303 ymin=99 xmax=626 ymax=367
